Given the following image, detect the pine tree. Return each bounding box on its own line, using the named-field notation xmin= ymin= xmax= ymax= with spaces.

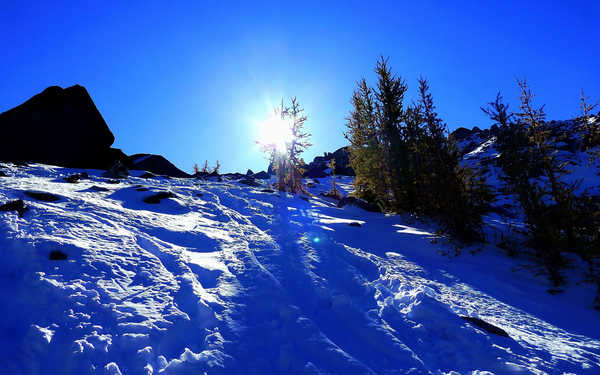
xmin=345 ymin=78 xmax=387 ymax=206
xmin=201 ymin=160 xmax=210 ymax=174
xmin=285 ymin=97 xmax=311 ymax=194
xmin=346 ymin=57 xmax=489 ymax=242
xmin=258 ymin=98 xmax=311 ymax=194
xmin=213 ymin=160 xmax=221 ymax=174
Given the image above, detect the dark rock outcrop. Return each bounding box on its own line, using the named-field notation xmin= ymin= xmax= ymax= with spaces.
xmin=64 ymin=172 xmax=89 ymax=183
xmin=89 ymin=186 xmax=111 ymax=192
xmin=302 ymin=146 xmax=355 ymax=178
xmin=129 ymin=154 xmax=190 ymax=178
xmin=0 ymin=85 xmax=127 ymax=168
xmin=239 ymin=178 xmax=261 ymax=187
xmin=460 ymin=316 xmax=510 ymax=337
xmin=0 ymin=171 xmax=6 ymax=177
xmin=49 ymin=250 xmax=68 ymax=260
xmin=0 ymin=199 xmax=27 ymax=217
xmin=24 ymin=190 xmax=61 ymax=202
xmin=253 ymin=171 xmax=270 ymax=180
xmin=143 ymin=191 xmax=177 ymax=204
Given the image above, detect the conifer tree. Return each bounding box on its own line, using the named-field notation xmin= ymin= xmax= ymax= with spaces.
xmin=345 ymin=78 xmax=387 ymax=206
xmin=201 ymin=160 xmax=210 ymax=174
xmin=346 ymin=57 xmax=490 ymax=242
xmin=213 ymin=160 xmax=221 ymax=174
xmin=578 ymin=89 xmax=599 ymax=159
xmin=285 ymin=97 xmax=311 ymax=194
xmin=258 ymin=98 xmax=311 ymax=194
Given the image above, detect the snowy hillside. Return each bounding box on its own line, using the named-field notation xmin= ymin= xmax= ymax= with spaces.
xmin=1 ymin=162 xmax=599 ymax=374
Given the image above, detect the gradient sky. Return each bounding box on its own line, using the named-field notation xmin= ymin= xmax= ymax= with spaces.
xmin=1 ymin=1 xmax=599 ymax=173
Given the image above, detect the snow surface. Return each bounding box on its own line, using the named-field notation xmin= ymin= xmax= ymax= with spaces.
xmin=0 ymin=163 xmax=599 ymax=374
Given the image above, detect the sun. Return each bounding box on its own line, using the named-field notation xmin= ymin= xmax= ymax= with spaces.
xmin=257 ymin=113 xmax=293 ymax=153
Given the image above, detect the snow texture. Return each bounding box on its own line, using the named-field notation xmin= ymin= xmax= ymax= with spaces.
xmin=0 ymin=161 xmax=598 ymax=374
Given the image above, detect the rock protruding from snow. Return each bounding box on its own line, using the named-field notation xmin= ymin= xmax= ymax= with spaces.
xmin=0 ymin=199 xmax=27 ymax=217
xmin=0 ymin=85 xmax=127 ymax=169
xmin=129 ymin=154 xmax=190 ymax=178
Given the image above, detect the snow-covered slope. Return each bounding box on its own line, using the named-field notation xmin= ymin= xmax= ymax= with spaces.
xmin=0 ymin=163 xmax=599 ymax=374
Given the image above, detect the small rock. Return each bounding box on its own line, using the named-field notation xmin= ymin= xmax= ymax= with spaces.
xmin=90 ymin=185 xmax=110 ymax=192
xmin=460 ymin=316 xmax=509 ymax=337
xmin=0 ymin=199 xmax=27 ymax=217
xmin=140 ymin=171 xmax=157 ymax=179
xmin=49 ymin=250 xmax=68 ymax=260
xmin=348 ymin=222 xmax=362 ymax=227
xmin=64 ymin=172 xmax=89 ymax=183
xmin=239 ymin=178 xmax=261 ymax=187
xmin=106 ymin=179 xmax=121 ymax=184
xmin=24 ymin=190 xmax=60 ymax=202
xmin=260 ymin=189 xmax=275 ymax=193
xmin=143 ymin=191 xmax=177 ymax=204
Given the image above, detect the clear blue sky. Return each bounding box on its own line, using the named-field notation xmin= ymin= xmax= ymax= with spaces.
xmin=1 ymin=1 xmax=598 ymax=173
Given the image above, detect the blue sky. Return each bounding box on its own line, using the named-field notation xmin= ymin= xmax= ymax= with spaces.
xmin=1 ymin=1 xmax=598 ymax=173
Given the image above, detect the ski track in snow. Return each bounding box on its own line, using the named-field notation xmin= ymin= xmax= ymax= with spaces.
xmin=0 ymin=164 xmax=599 ymax=374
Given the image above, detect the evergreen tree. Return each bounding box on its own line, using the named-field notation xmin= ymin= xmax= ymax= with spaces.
xmin=285 ymin=97 xmax=311 ymax=194
xmin=345 ymin=78 xmax=388 ymax=206
xmin=258 ymin=98 xmax=311 ymax=194
xmin=346 ymin=57 xmax=490 ymax=242
xmin=483 ymin=80 xmax=599 ymax=285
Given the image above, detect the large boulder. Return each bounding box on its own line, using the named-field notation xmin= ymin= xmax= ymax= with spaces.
xmin=129 ymin=154 xmax=190 ymax=178
xmin=0 ymin=85 xmax=126 ymax=168
xmin=301 ymin=146 xmax=355 ymax=178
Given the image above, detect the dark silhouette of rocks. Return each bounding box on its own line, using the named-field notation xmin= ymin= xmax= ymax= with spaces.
xmin=0 ymin=171 xmax=6 ymax=177
xmin=253 ymin=171 xmax=269 ymax=180
xmin=239 ymin=178 xmax=261 ymax=187
xmin=64 ymin=172 xmax=89 ymax=183
xmin=130 ymin=154 xmax=190 ymax=178
xmin=24 ymin=190 xmax=61 ymax=202
xmin=222 ymin=172 xmax=245 ymax=180
xmin=139 ymin=171 xmax=158 ymax=179
xmin=246 ymin=169 xmax=254 ymax=176
xmin=49 ymin=250 xmax=68 ymax=260
xmin=460 ymin=316 xmax=510 ymax=337
xmin=143 ymin=191 xmax=177 ymax=204
xmin=103 ymin=161 xmax=129 ymax=179
xmin=270 ymin=146 xmax=354 ymax=178
xmin=0 ymin=85 xmax=127 ymax=169
xmin=0 ymin=199 xmax=27 ymax=217
xmin=89 ymin=186 xmax=111 ymax=192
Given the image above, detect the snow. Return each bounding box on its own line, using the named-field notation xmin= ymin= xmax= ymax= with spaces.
xmin=0 ymin=162 xmax=598 ymax=374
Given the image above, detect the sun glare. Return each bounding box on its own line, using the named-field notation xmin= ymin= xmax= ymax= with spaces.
xmin=258 ymin=113 xmax=293 ymax=153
